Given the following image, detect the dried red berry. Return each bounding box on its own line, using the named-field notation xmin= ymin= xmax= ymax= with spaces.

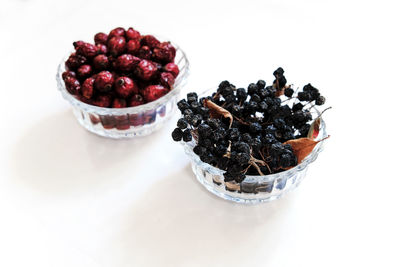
xmin=115 ymin=115 xmax=130 ymax=130
xmin=141 ymin=35 xmax=160 ymax=49
xmin=126 ymin=39 xmax=141 ymax=54
xmin=115 ymin=76 xmax=138 ymax=98
xmin=64 ymin=77 xmax=81 ymax=95
xmin=115 ymin=54 xmax=140 ymax=72
xmin=62 ymin=70 xmax=76 ymax=80
xmin=65 ymin=53 xmax=87 ymax=70
xmin=126 ymin=27 xmax=141 ymax=40
xmin=137 ymin=45 xmax=152 ymax=59
xmin=77 ymin=64 xmax=93 ymax=79
xmin=160 ymin=72 xmax=175 ymax=89
xmin=135 ymin=60 xmax=157 ymax=81
xmin=93 ymin=54 xmax=109 ymax=70
xmin=94 ymin=32 xmax=108 ymax=45
xmin=108 ymin=27 xmax=126 ymax=39
xmin=128 ymin=94 xmax=145 ymax=107
xmin=163 ymin=63 xmax=179 ymax=78
xmin=112 ymin=98 xmax=127 ymax=108
xmin=93 ymin=94 xmax=112 ymax=107
xmin=153 ymin=42 xmax=176 ymax=63
xmin=142 ymin=85 xmax=168 ymax=102
xmin=108 ymin=36 xmax=126 ymax=56
xmin=96 ymin=44 xmax=108 ymax=54
xmin=81 ymin=77 xmax=95 ymax=99
xmin=143 ymin=110 xmax=156 ymax=124
xmin=95 ymin=71 xmax=114 ymax=92
xmin=74 ymin=41 xmax=98 ymax=58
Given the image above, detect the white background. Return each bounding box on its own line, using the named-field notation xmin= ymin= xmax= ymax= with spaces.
xmin=1 ymin=0 xmax=399 ymax=266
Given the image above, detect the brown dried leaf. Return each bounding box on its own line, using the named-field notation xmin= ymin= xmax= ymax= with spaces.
xmin=284 ymin=136 xmax=329 ymax=164
xmin=307 ymin=117 xmax=321 ymax=139
xmin=204 ymin=99 xmax=233 ymax=128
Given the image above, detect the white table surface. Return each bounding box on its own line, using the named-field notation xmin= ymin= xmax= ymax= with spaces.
xmin=1 ymin=0 xmax=399 ymax=266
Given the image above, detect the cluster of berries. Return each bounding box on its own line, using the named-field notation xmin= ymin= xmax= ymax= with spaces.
xmin=61 ymin=27 xmax=180 ymax=108
xmin=172 ymin=68 xmax=326 ymax=183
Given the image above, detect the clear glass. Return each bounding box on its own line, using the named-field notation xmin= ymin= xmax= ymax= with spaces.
xmin=181 ymin=89 xmax=328 ymax=204
xmin=56 ymin=39 xmax=189 ymax=139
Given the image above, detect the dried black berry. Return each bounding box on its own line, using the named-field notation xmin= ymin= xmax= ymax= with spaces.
xmin=171 ymin=128 xmax=183 ymax=141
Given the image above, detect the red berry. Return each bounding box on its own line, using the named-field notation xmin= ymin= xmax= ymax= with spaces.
xmin=96 ymin=44 xmax=108 ymax=54
xmin=94 ymin=32 xmax=108 ymax=45
xmin=135 ymin=60 xmax=157 ymax=81
xmin=89 ymin=114 xmax=100 ymax=124
xmin=62 ymin=70 xmax=76 ymax=80
xmin=74 ymin=41 xmax=98 ymax=58
xmin=160 ymin=72 xmax=175 ymax=89
xmin=141 ymin=35 xmax=160 ymax=49
xmin=128 ymin=113 xmax=144 ymax=126
xmin=126 ymin=39 xmax=141 ymax=54
xmin=137 ymin=45 xmax=152 ymax=59
xmin=128 ymin=94 xmax=145 ymax=107
xmin=164 ymin=63 xmax=179 ymax=78
xmin=115 ymin=76 xmax=138 ymax=98
xmin=153 ymin=42 xmax=176 ymax=63
xmin=95 ymin=71 xmax=114 ymax=92
xmin=109 ymin=27 xmax=125 ymax=39
xmin=142 ymin=85 xmax=168 ymax=102
xmin=93 ymin=94 xmax=112 ymax=108
xmin=115 ymin=54 xmax=140 ymax=72
xmin=112 ymin=98 xmax=127 ymax=108
xmin=65 ymin=53 xmax=87 ymax=70
xmin=64 ymin=77 xmax=81 ymax=95
xmin=81 ymin=77 xmax=95 ymax=99
xmin=93 ymin=54 xmax=109 ymax=70
xmin=77 ymin=64 xmax=93 ymax=79
xmin=108 ymin=36 xmax=126 ymax=56
xmin=126 ymin=27 xmax=141 ymax=40
xmin=143 ymin=110 xmax=156 ymax=124
xmin=100 ymin=115 xmax=116 ymax=129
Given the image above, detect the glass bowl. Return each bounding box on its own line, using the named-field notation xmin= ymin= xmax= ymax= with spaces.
xmin=180 ymin=89 xmax=328 ymax=204
xmin=56 ymin=39 xmax=189 ymax=139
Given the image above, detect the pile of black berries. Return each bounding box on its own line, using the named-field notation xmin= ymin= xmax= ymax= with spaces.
xmin=172 ymin=68 xmax=326 ymax=183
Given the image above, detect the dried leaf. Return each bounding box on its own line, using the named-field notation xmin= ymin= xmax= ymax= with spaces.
xmin=204 ymin=99 xmax=233 ymax=128
xmin=284 ymin=136 xmax=329 ymax=164
xmin=307 ymin=117 xmax=321 ymax=139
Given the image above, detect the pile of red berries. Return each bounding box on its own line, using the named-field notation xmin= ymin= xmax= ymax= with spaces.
xmin=61 ymin=27 xmax=180 ymax=108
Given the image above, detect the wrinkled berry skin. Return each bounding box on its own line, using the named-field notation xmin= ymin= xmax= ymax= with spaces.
xmin=96 ymin=44 xmax=108 ymax=54
xmin=65 ymin=53 xmax=87 ymax=70
xmin=93 ymin=94 xmax=112 ymax=107
xmin=115 ymin=76 xmax=138 ymax=98
xmin=140 ymin=35 xmax=160 ymax=48
xmin=116 ymin=54 xmax=140 ymax=72
xmin=95 ymin=71 xmax=114 ymax=92
xmin=126 ymin=39 xmax=141 ymax=54
xmin=126 ymin=27 xmax=140 ymax=40
xmin=81 ymin=77 xmax=95 ymax=99
xmin=94 ymin=32 xmax=108 ymax=45
xmin=129 ymin=94 xmax=145 ymax=107
xmin=153 ymin=42 xmax=176 ymax=63
xmin=160 ymin=72 xmax=175 ymax=89
xmin=74 ymin=41 xmax=98 ymax=58
xmin=142 ymin=85 xmax=168 ymax=102
xmin=64 ymin=77 xmax=81 ymax=95
xmin=108 ymin=27 xmax=125 ymax=39
xmin=112 ymin=98 xmax=127 ymax=108
xmin=137 ymin=45 xmax=152 ymax=59
xmin=93 ymin=54 xmax=109 ymax=70
xmin=163 ymin=63 xmax=179 ymax=78
xmin=108 ymin=36 xmax=126 ymax=56
xmin=135 ymin=60 xmax=157 ymax=81
xmin=77 ymin=64 xmax=93 ymax=79
xmin=62 ymin=70 xmax=76 ymax=80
